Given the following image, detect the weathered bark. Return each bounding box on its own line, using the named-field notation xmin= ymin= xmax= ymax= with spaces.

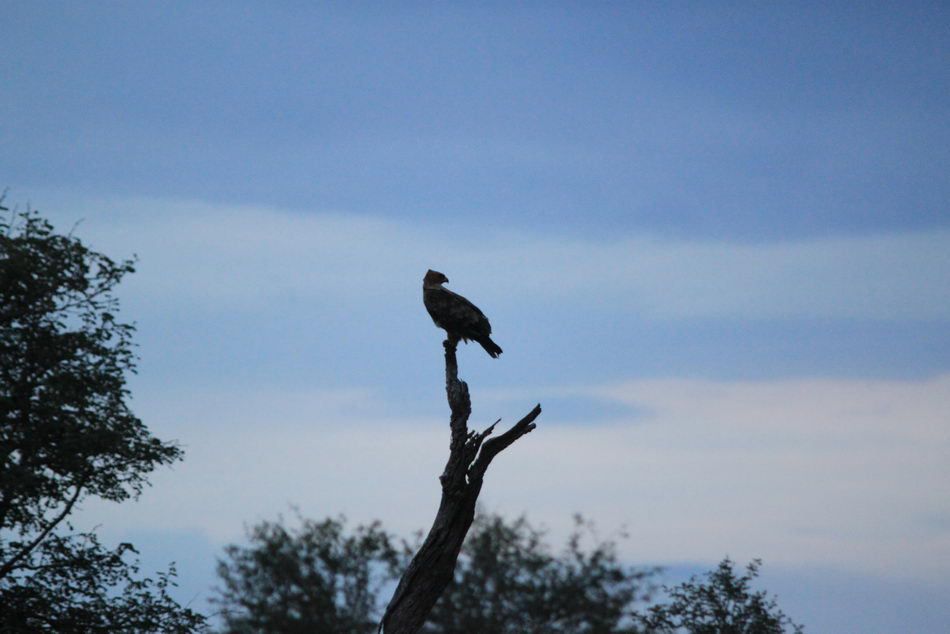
xmin=379 ymin=337 xmax=541 ymax=634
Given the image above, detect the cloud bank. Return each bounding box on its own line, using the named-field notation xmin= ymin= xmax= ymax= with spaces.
xmin=36 ymin=194 xmax=950 ymax=321
xmin=80 ymin=373 xmax=950 ymax=587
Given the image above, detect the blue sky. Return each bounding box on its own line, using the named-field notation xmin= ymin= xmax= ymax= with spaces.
xmin=4 ymin=3 xmax=950 ymax=631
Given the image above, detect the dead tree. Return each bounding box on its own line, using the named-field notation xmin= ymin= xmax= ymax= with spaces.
xmin=379 ymin=336 xmax=541 ymax=634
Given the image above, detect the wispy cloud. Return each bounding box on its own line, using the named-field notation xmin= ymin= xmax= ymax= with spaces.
xmin=38 ymin=194 xmax=950 ymax=321
xmin=80 ymin=373 xmax=950 ymax=586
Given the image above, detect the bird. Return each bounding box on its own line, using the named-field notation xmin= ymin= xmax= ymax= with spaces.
xmin=423 ymin=269 xmax=503 ymax=358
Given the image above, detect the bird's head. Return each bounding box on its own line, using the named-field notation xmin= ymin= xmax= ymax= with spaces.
xmin=424 ymin=269 xmax=449 ymax=286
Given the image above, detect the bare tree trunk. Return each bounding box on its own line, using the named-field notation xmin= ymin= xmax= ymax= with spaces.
xmin=379 ymin=337 xmax=541 ymax=634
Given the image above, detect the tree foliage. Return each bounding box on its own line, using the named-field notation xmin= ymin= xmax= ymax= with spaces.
xmin=424 ymin=514 xmax=655 ymax=634
xmin=639 ymin=558 xmax=804 ymax=634
xmin=214 ymin=511 xmax=805 ymax=634
xmin=214 ymin=512 xmax=660 ymax=634
xmin=212 ymin=514 xmax=401 ymax=634
xmin=0 ymin=203 xmax=204 ymax=632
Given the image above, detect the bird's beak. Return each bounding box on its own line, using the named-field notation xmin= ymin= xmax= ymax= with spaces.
xmin=444 ymin=277 xmax=449 ymax=284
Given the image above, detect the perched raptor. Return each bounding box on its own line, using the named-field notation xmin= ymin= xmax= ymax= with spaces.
xmin=423 ymin=269 xmax=503 ymax=358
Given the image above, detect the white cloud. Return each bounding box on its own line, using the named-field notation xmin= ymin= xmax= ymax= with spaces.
xmin=33 ymin=193 xmax=950 ymax=321
xmin=496 ymin=375 xmax=950 ymax=582
xmin=80 ymin=374 xmax=950 ymax=586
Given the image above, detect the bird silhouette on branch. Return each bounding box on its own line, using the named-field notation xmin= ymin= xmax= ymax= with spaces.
xmin=379 ymin=271 xmax=541 ymax=634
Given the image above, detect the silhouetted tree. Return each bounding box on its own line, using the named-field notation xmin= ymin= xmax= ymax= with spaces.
xmin=639 ymin=558 xmax=804 ymax=634
xmin=423 ymin=513 xmax=656 ymax=634
xmin=213 ymin=512 xmax=658 ymax=634
xmin=213 ymin=511 xmax=807 ymax=634
xmin=212 ymin=515 xmax=400 ymax=634
xmin=0 ymin=202 xmax=205 ymax=632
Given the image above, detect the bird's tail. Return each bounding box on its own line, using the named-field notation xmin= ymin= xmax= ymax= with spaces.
xmin=478 ymin=336 xmax=503 ymax=358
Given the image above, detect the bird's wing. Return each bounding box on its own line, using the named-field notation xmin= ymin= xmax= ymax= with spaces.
xmin=445 ymin=289 xmax=491 ymax=332
xmin=427 ymin=287 xmax=492 ymax=337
